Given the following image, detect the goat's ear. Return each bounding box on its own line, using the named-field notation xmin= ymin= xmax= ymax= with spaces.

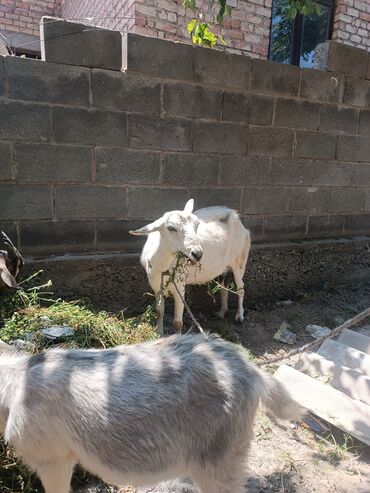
xmin=129 ymin=217 xmax=164 ymax=236
xmin=183 ymin=199 xmax=194 ymax=214
xmin=0 ymin=255 xmax=18 ymax=289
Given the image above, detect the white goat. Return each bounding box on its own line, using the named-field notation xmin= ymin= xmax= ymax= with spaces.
xmin=130 ymin=199 xmax=251 ymax=335
xmin=0 ymin=334 xmax=302 ymax=493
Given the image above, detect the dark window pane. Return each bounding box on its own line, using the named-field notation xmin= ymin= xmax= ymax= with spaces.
xmin=300 ymin=3 xmax=332 ymax=67
xmin=270 ymin=0 xmax=294 ymax=64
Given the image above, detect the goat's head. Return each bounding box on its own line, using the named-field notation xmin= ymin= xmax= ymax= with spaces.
xmin=0 ymin=231 xmax=24 ymax=290
xmin=130 ymin=199 xmax=203 ymax=263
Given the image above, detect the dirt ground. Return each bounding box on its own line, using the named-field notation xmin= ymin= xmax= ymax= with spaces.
xmin=76 ymin=281 xmax=370 ymax=493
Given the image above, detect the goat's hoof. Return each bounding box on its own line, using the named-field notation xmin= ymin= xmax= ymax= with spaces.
xmin=235 ymin=314 xmax=244 ymax=324
xmin=173 ymin=321 xmax=183 ymax=333
xmin=215 ymin=310 xmax=227 ymax=320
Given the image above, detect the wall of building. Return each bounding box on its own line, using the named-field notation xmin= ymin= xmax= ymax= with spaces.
xmin=333 ymin=0 xmax=370 ymax=51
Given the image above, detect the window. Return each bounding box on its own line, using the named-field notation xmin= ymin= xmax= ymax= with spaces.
xmin=269 ymin=0 xmax=333 ymax=67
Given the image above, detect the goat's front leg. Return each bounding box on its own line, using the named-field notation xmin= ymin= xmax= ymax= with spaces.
xmin=215 ymin=278 xmax=229 ymax=319
xmin=150 ymin=274 xmax=166 ymax=336
xmin=232 ymin=268 xmax=245 ymax=323
xmin=172 ymin=282 xmax=185 ymax=333
xmin=37 ymin=459 xmax=74 ymax=493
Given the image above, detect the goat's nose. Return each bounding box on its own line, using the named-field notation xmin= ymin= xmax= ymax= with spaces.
xmin=191 ymin=249 xmax=203 ymax=261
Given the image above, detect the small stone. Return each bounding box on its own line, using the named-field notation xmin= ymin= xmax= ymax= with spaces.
xmin=273 ymin=322 xmax=297 ymax=345
xmin=276 ymin=299 xmax=293 ymax=307
xmin=305 ymin=324 xmax=331 ymax=339
xmin=9 ymin=339 xmax=36 ymax=351
xmin=41 ymin=326 xmax=74 ymax=339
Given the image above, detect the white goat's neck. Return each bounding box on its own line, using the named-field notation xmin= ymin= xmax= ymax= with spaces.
xmin=147 ymin=234 xmax=176 ymax=274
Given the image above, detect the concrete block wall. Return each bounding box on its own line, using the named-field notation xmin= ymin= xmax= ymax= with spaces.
xmin=1 ymin=33 xmax=370 ymax=261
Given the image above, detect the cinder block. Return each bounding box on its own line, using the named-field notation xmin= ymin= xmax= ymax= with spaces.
xmin=248 ymin=127 xmax=294 ymax=157
xmin=307 ymin=215 xmax=344 ymax=238
xmin=300 ymin=68 xmax=344 ymax=103
xmin=96 ymin=220 xmax=146 ymax=252
xmin=124 ymin=33 xmax=193 ymax=81
xmin=95 ymin=147 xmax=160 ymax=184
xmin=41 ymin=16 xmax=122 ymax=70
xmin=163 ymin=153 xmax=219 ymax=186
xmin=343 ymin=214 xmax=370 ymax=235
xmin=163 ymin=82 xmax=222 ymax=120
xmin=242 ymin=187 xmax=289 ymax=214
xmin=0 ymin=142 xmax=12 ymax=181
xmin=241 ymin=215 xmax=264 ymax=242
xmin=6 ymin=56 xmax=91 ymax=106
xmin=127 ymin=187 xmax=188 ymax=219
xmin=0 ymin=222 xmax=17 ymax=245
xmin=92 ymin=70 xmax=161 ymax=114
xmin=193 ymin=122 xmax=247 ymax=154
xmin=0 ymin=101 xmax=50 ymax=141
xmin=15 ymin=144 xmax=92 ymax=182
xmin=193 ymin=46 xmax=251 ymax=91
xmin=351 ymin=163 xmax=370 ymax=187
xmin=337 ymin=135 xmax=370 ymax=162
xmin=274 ymin=98 xmax=320 ymax=130
xmin=325 ymin=41 xmax=368 ymax=79
xmin=0 ymin=56 xmax=5 ymax=96
xmin=251 ymin=59 xmax=300 ymax=96
xmin=318 ymin=339 xmax=370 ymax=377
xmin=343 ymin=77 xmax=370 ymax=108
xmin=55 ymin=185 xmax=125 ymax=219
xmin=319 ymin=104 xmax=359 ymax=134
xmin=19 ymin=220 xmax=95 ymax=254
xmin=295 ymin=131 xmax=336 ymax=159
xmin=289 ymin=187 xmax=329 ymax=213
xmin=0 ymin=184 xmax=52 ymax=220
xmin=313 ymin=160 xmax=353 ymax=187
xmin=129 ymin=115 xmax=191 ymax=151
xmin=328 ymin=188 xmax=364 ymax=213
xmin=366 ymin=191 xmax=370 ymax=212
xmin=338 ymin=329 xmax=370 ymax=356
xmin=358 ymin=110 xmax=370 ymax=136
xmin=219 ymin=156 xmax=270 ymax=186
xmin=264 ymin=215 xmax=307 ymax=240
xmin=270 ymin=158 xmax=314 ymax=186
xmin=189 ymin=188 xmax=241 ymax=211
xmin=53 ymin=107 xmax=127 ymax=146
xmin=222 ymin=91 xmax=273 ymax=125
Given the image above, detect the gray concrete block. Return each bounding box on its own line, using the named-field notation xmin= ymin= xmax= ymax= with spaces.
xmin=351 ymin=163 xmax=370 ymax=187
xmin=41 ymin=16 xmax=122 ymax=70
xmin=124 ymin=33 xmax=193 ymax=81
xmin=300 ymin=68 xmax=344 ymax=103
xmin=222 ymin=91 xmax=273 ymax=125
xmin=319 ymin=104 xmax=359 ymax=134
xmin=343 ymin=214 xmax=370 ymax=236
xmin=264 ymin=215 xmax=307 ymax=240
xmin=163 ymin=153 xmax=219 ymax=186
xmin=189 ymin=188 xmax=241 ymax=211
xmin=318 ymin=339 xmax=370 ymax=377
xmin=295 ymin=131 xmax=336 ymax=159
xmin=270 ymin=158 xmax=314 ymax=186
xmin=219 ymin=156 xmax=270 ymax=186
xmin=326 ymin=41 xmax=368 ymax=79
xmin=248 ymin=127 xmax=294 ymax=157
xmin=307 ymin=215 xmax=344 ymax=238
xmin=15 ymin=143 xmax=92 ymax=182
xmin=95 ymin=147 xmax=160 ymax=184
xmin=129 ymin=115 xmax=191 ymax=151
xmin=366 ymin=191 xmax=370 ymax=212
xmin=96 ymin=219 xmax=146 ymax=252
xmin=53 ymin=107 xmax=127 ymax=146
xmin=252 ymin=59 xmax=300 ymax=96
xmin=337 ymin=135 xmax=370 ymax=162
xmin=55 ymin=185 xmax=125 ymax=219
xmin=127 ymin=187 xmax=188 ymax=219
xmin=358 ymin=110 xmax=370 ymax=136
xmin=274 ymin=98 xmax=320 ymax=130
xmin=343 ymin=77 xmax=370 ymax=108
xmin=19 ymin=220 xmax=95 ymax=255
xmin=242 ymin=187 xmax=289 ymax=214
xmin=338 ymin=329 xmax=370 ymax=356
xmin=0 ymin=56 xmax=5 ymax=96
xmin=193 ymin=46 xmax=251 ymax=91
xmin=0 ymin=142 xmax=12 ymax=180
xmin=92 ymin=70 xmax=161 ymax=114
xmin=0 ymin=101 xmax=50 ymax=141
xmin=289 ymin=187 xmax=330 ymax=214
xmin=241 ymin=215 xmax=264 ymax=242
xmin=163 ymin=82 xmax=222 ymax=120
xmin=193 ymin=122 xmax=247 ymax=155
xmin=328 ymin=188 xmax=364 ymax=214
xmin=6 ymin=56 xmax=91 ymax=106
xmin=0 ymin=184 xmax=52 ymax=220
xmin=313 ymin=160 xmax=353 ymax=187
xmin=0 ymin=222 xmax=17 ymax=246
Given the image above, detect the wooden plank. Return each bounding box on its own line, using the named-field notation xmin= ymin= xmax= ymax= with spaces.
xmin=338 ymin=328 xmax=370 ymax=355
xmin=318 ymin=339 xmax=370 ymax=377
xmin=274 ymin=364 xmax=370 ymax=446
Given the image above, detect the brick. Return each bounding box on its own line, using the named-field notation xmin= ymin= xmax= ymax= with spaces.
xmin=329 ymin=188 xmax=364 ymax=213
xmin=53 ymin=107 xmax=127 ymax=146
xmin=15 ymin=144 xmax=92 ymax=182
xmin=96 ymin=219 xmax=146 ymax=252
xmin=129 ymin=115 xmax=191 ymax=151
xmin=0 ymin=184 xmax=52 ymax=220
xmin=343 ymin=214 xmax=370 ymax=235
xmin=41 ymin=17 xmax=122 ymax=70
xmin=92 ymin=70 xmax=161 ymax=114
xmin=248 ymin=127 xmax=294 ymax=157
xmin=314 ymin=160 xmax=353 ymax=186
xmin=337 ymin=135 xmax=370 ymax=162
xmin=264 ymin=215 xmax=307 ymax=240
xmin=222 ymin=91 xmax=273 ymax=125
xmin=127 ymin=187 xmax=188 ymax=219
xmin=0 ymin=56 xmax=5 ymax=96
xmin=289 ymin=187 xmax=330 ymax=213
xmin=274 ymin=98 xmax=320 ymax=130
xmin=96 ymin=147 xmax=160 ymax=184
xmin=270 ymin=158 xmax=314 ymax=186
xmin=219 ymin=156 xmax=270 ymax=186
xmin=326 ymin=41 xmax=368 ymax=79
xmin=163 ymin=82 xmax=222 ymax=120
xmin=189 ymin=188 xmax=241 ymax=211
xmin=307 ymin=215 xmax=345 ymax=238
xmin=163 ymin=153 xmax=218 ymax=186
xmin=124 ymin=33 xmax=193 ymax=81
xmin=351 ymin=163 xmax=370 ymax=186
xmin=19 ymin=220 xmax=95 ymax=254
xmin=319 ymin=104 xmax=359 ymax=134
xmin=242 ymin=187 xmax=289 ymax=214
xmin=295 ymin=131 xmax=336 ymax=159
xmin=6 ymin=56 xmax=91 ymax=106
xmin=0 ymin=142 xmax=12 ymax=180
xmin=359 ymin=110 xmax=370 ymax=136
xmin=252 ymin=59 xmax=300 ymax=96
xmin=193 ymin=46 xmax=251 ymax=91
xmin=300 ymin=68 xmax=344 ymax=103
xmin=0 ymin=101 xmax=50 ymax=141
xmin=193 ymin=122 xmax=247 ymax=155
xmin=55 ymin=185 xmax=125 ymax=219
xmin=343 ymin=77 xmax=370 ymax=108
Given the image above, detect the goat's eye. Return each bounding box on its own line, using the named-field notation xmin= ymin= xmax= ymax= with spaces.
xmin=167 ymin=225 xmax=177 ymax=232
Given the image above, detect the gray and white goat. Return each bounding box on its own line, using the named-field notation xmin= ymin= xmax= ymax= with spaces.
xmin=130 ymin=200 xmax=251 ymax=334
xmin=0 ymin=334 xmax=302 ymax=493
